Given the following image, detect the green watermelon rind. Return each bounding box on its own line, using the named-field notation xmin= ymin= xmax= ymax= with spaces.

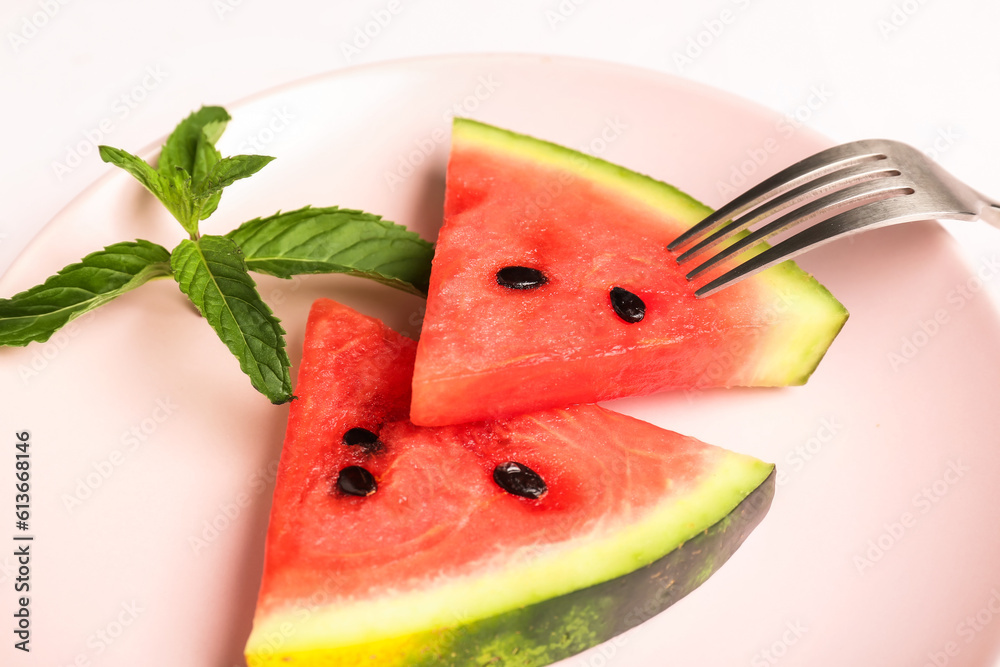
xmin=246 ymin=442 xmax=773 ymax=661
xmin=410 ymin=468 xmax=775 ymax=667
xmin=453 ymin=118 xmax=715 ymax=223
xmin=451 ymin=118 xmax=849 ymax=387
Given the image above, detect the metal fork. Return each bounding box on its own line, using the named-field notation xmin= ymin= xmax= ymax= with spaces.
xmin=668 ymin=139 xmax=1000 ymax=298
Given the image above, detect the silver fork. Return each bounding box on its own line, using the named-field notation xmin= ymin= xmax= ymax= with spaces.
xmin=668 ymin=139 xmax=1000 ymax=298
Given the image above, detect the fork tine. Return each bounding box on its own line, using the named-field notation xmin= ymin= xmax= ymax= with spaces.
xmin=668 ymin=140 xmax=890 ymax=252
xmin=676 ymin=161 xmax=901 ymax=264
xmin=685 ymin=175 xmax=913 ymax=280
xmin=693 ymin=194 xmax=928 ymax=298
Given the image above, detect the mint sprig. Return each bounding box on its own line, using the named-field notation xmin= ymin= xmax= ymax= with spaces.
xmin=227 ymin=206 xmax=435 ymax=295
xmin=98 ymin=108 xmax=274 ymax=237
xmin=0 ymin=105 xmax=434 ymax=404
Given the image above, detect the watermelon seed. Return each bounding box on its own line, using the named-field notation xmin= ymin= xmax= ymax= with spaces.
xmin=610 ymin=287 xmax=645 ymax=323
xmin=493 ymin=461 xmax=547 ymax=499
xmin=337 ymin=466 xmax=377 ymax=497
xmin=496 ymin=266 xmax=547 ymax=290
xmin=343 ymin=427 xmax=383 ymax=453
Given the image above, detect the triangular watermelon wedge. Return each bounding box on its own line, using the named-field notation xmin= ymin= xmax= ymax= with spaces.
xmin=245 ymin=298 xmax=775 ymax=666
xmin=410 ymin=119 xmax=848 ymax=426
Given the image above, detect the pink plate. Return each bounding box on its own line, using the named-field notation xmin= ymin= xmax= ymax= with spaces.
xmin=3 ymin=54 xmax=1000 ymax=667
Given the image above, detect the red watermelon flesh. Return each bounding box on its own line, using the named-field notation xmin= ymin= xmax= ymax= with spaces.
xmin=246 ymin=298 xmax=774 ymax=666
xmin=410 ymin=119 xmax=848 ymax=426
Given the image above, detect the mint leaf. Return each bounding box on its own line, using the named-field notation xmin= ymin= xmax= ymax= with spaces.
xmin=97 ymin=146 xmax=164 ymax=195
xmin=170 ymin=235 xmax=292 ymax=404
xmin=189 ymin=122 xmax=225 ymax=221
xmin=191 ymin=148 xmax=223 ymax=223
xmin=226 ymin=206 xmax=434 ymax=296
xmin=194 ymin=155 xmax=276 ymax=198
xmin=0 ymin=240 xmax=172 ymax=346
xmin=191 ymin=127 xmax=222 ymax=184
xmin=99 ymin=145 xmax=200 ymax=236
xmin=101 ymin=107 xmax=274 ymax=238
xmin=190 ymin=154 xmax=275 ymax=223
xmin=159 ymin=106 xmax=231 ymax=178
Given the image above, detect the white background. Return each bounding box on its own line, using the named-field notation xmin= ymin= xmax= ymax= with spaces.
xmin=2 ymin=0 xmax=999 ymax=282
xmin=2 ymin=1 xmax=1000 ymax=666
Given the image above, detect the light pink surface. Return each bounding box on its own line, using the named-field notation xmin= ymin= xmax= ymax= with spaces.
xmin=3 ymin=55 xmax=1000 ymax=667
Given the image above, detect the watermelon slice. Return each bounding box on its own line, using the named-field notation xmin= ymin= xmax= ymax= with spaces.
xmin=410 ymin=119 xmax=848 ymax=426
xmin=245 ymin=298 xmax=775 ymax=666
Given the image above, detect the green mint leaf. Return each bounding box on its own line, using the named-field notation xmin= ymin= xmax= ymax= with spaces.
xmin=194 ymin=190 xmax=222 ymax=225
xmin=191 ymin=125 xmax=222 ymax=185
xmin=226 ymin=206 xmax=434 ymax=296
xmin=159 ymin=107 xmax=230 ymax=234
xmin=99 ymin=145 xmax=200 ymax=237
xmin=193 ymin=155 xmax=276 ymax=198
xmin=101 ymin=107 xmax=275 ymax=237
xmin=159 ymin=106 xmax=231 ymax=178
xmin=162 ymin=169 xmax=200 ymax=233
xmin=190 ymin=154 xmax=275 ymax=223
xmin=170 ymin=235 xmax=292 ymax=404
xmin=199 ymin=118 xmax=229 ymax=147
xmin=98 ymin=146 xmax=165 ymax=197
xmin=190 ymin=132 xmax=223 ymax=222
xmin=0 ymin=240 xmax=172 ymax=347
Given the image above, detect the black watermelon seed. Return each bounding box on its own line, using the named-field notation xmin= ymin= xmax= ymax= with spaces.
xmin=493 ymin=461 xmax=548 ymax=499
xmin=610 ymin=286 xmax=646 ymax=323
xmin=343 ymin=427 xmax=383 ymax=453
xmin=337 ymin=465 xmax=377 ymax=497
xmin=496 ymin=266 xmax=548 ymax=290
